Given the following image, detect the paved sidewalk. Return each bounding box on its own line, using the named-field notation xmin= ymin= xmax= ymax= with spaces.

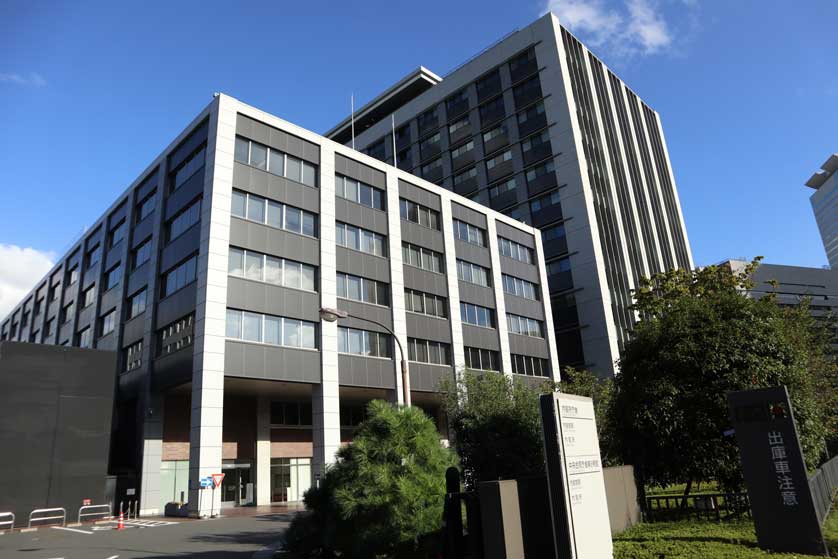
xmin=0 ymin=510 xmax=299 ymax=559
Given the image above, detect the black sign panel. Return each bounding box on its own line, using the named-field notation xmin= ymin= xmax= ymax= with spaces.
xmin=728 ymin=386 xmax=828 ymax=556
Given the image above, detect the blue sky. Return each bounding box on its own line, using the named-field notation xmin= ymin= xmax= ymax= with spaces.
xmin=1 ymin=0 xmax=836 ymax=314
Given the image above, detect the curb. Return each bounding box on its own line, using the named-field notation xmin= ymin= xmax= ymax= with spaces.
xmin=252 ymin=539 xmax=285 ymax=559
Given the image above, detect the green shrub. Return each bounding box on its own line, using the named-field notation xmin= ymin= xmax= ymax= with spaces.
xmin=283 ymin=400 xmax=456 ymax=558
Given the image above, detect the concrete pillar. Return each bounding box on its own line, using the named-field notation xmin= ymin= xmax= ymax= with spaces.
xmin=139 ymin=394 xmax=164 ymax=516
xmin=256 ymin=396 xmax=271 ymax=505
xmin=312 ymin=143 xmax=342 ymax=481
xmin=385 ymin=169 xmax=409 ymax=403
xmin=187 ymin=95 xmax=235 ymax=517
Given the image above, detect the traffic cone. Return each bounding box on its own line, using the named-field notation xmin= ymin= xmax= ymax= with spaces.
xmin=117 ymin=511 xmax=124 ymax=530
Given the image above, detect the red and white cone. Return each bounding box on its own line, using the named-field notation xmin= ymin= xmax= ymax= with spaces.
xmin=117 ymin=511 xmax=124 ymax=530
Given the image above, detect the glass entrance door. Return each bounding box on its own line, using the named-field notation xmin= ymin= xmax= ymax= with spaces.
xmin=221 ymin=461 xmax=254 ymax=506
xmin=271 ymin=458 xmax=311 ymax=502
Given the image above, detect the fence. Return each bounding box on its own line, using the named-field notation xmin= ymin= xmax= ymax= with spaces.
xmin=77 ymin=504 xmax=112 ymax=524
xmin=0 ymin=512 xmax=14 ymax=532
xmin=646 ymin=493 xmax=751 ymax=523
xmin=28 ymin=508 xmax=66 ymax=528
xmin=810 ymin=454 xmax=838 ymax=524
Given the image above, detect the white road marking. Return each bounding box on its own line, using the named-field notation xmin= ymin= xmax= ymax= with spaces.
xmin=52 ymin=526 xmax=93 ymax=535
xmin=105 ymin=555 xmax=119 ymax=559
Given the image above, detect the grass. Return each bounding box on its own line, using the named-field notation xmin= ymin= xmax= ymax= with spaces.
xmin=614 ymin=495 xmax=838 ymax=558
xmin=276 ymin=495 xmax=838 ymax=558
xmin=646 ymin=481 xmax=720 ymax=497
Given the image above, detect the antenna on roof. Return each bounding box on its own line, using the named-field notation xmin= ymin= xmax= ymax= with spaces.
xmin=350 ymin=93 xmax=356 ymax=150
xmin=391 ymin=114 xmax=397 ymax=168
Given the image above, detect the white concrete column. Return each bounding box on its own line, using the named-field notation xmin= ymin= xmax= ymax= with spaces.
xmin=534 ymin=228 xmax=562 ymax=382
xmin=438 ymin=195 xmax=466 ymax=376
xmin=385 ymin=171 xmax=409 ymax=403
xmin=485 ymin=216 xmax=513 ymax=376
xmin=256 ymin=396 xmax=271 ymax=505
xmin=187 ymin=94 xmax=235 ymax=517
xmin=312 ymin=143 xmax=341 ymax=481
xmin=139 ymin=395 xmax=164 ymax=516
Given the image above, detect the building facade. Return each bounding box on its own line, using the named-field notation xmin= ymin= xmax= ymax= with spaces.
xmin=0 ymin=94 xmax=559 ymax=516
xmin=726 ymin=260 xmax=838 ymax=352
xmin=805 ymin=154 xmax=838 ymax=269
xmin=327 ymin=13 xmax=693 ymax=376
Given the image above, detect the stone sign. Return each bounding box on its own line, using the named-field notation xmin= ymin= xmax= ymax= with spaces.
xmin=540 ymin=392 xmax=613 ymax=559
xmin=728 ymin=386 xmax=828 ymax=556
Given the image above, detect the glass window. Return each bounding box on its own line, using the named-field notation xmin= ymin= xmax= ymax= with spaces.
xmin=265 ymin=200 xmax=282 ymax=229
xmin=82 ymin=286 xmax=96 ymax=308
xmin=286 ymin=157 xmax=302 ymax=182
xmin=235 ymin=137 xmax=249 ymax=163
xmin=101 ymin=309 xmax=117 ymax=336
xmin=168 ymin=199 xmax=201 ymax=240
xmin=265 ymin=256 xmax=282 ymax=284
xmin=269 ymin=150 xmax=284 ymax=176
xmin=248 ymin=195 xmax=266 ymax=222
xmin=302 ymin=212 xmax=316 ymax=237
xmin=105 ymin=264 xmax=122 ymax=290
xmin=245 ymin=251 xmax=263 ymax=280
xmin=451 ymin=140 xmax=474 ymax=159
xmin=285 ymin=261 xmax=301 ymax=289
xmin=250 ymin=143 xmax=267 ymax=170
xmin=301 ymin=264 xmax=315 ymax=291
xmin=232 ymin=190 xmax=246 ymax=217
xmin=226 ymin=309 xmax=241 ymax=338
xmin=128 ymin=289 xmax=147 ymax=318
xmin=302 ymin=162 xmax=316 ymax=187
xmin=301 ymin=322 xmax=316 ymax=348
xmin=283 ymin=319 xmax=300 ymax=347
xmin=242 ymin=311 xmax=262 ymax=342
xmin=133 ymin=239 xmax=152 ymax=269
xmin=78 ymin=327 xmax=92 ymax=348
xmin=264 ymin=316 xmax=281 ymax=345
xmin=228 ymin=247 xmax=244 ymax=276
xmin=110 ymin=221 xmax=126 ymax=248
xmin=284 ymin=206 xmax=301 ymax=233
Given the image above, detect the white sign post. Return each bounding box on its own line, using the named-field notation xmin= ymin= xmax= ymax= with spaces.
xmin=540 ymin=392 xmax=612 ymax=559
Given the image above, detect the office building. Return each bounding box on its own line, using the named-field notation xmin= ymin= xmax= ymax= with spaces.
xmin=805 ymin=154 xmax=838 ymax=268
xmin=726 ymin=260 xmax=837 ymax=352
xmin=0 ymin=94 xmax=560 ymax=516
xmin=327 ymin=12 xmax=693 ymax=376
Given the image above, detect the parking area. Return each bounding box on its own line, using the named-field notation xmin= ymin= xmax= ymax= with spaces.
xmin=0 ymin=511 xmax=297 ymax=559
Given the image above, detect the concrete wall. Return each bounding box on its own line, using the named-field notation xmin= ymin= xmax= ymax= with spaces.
xmin=0 ymin=342 xmax=116 ymax=527
xmin=603 ymin=464 xmax=641 ymax=534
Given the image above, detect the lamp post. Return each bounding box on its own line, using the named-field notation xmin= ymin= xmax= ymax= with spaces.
xmin=319 ymin=307 xmax=411 ymax=407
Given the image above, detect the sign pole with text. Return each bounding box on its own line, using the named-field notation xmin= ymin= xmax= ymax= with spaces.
xmin=540 ymin=392 xmax=612 ymax=559
xmin=728 ymin=386 xmax=828 ymax=556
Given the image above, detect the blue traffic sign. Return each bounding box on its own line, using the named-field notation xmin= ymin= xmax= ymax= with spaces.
xmin=200 ymin=477 xmax=213 ymax=488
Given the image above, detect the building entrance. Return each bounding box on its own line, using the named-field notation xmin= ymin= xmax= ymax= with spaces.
xmin=271 ymin=458 xmax=311 ymax=502
xmin=221 ymin=461 xmax=254 ymax=506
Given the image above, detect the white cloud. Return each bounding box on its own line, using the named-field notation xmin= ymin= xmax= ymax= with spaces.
xmin=0 ymin=72 xmax=47 ymax=87
xmin=544 ymin=0 xmax=685 ymax=58
xmin=0 ymin=244 xmax=56 ymax=320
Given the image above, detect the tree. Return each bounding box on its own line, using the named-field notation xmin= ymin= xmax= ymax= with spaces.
xmin=560 ymin=366 xmax=616 ymax=465
xmin=283 ymin=400 xmax=457 ymax=558
xmin=442 ymin=369 xmax=613 ymax=489
xmin=609 ymin=258 xmax=833 ymax=494
xmin=442 ymin=371 xmax=552 ymax=489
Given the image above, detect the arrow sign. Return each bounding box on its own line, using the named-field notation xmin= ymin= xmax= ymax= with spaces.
xmin=200 ymin=477 xmax=213 ymax=488
xmin=212 ymin=473 xmax=225 ymax=488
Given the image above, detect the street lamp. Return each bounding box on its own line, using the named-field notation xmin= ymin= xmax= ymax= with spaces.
xmin=319 ymin=307 xmax=411 ymax=407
